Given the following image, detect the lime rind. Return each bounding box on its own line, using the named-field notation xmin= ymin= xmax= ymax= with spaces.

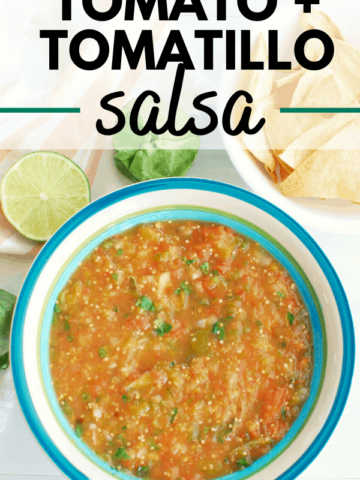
xmin=1 ymin=152 xmax=91 ymax=242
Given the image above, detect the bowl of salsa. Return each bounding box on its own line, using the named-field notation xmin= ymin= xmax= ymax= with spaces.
xmin=11 ymin=178 xmax=354 ymax=480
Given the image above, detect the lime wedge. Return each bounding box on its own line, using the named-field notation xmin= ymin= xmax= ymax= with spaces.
xmin=1 ymin=152 xmax=91 ymax=241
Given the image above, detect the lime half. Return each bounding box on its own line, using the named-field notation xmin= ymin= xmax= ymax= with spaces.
xmin=1 ymin=152 xmax=91 ymax=241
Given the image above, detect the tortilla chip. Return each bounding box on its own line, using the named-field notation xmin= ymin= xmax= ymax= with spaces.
xmin=290 ymin=68 xmax=331 ymax=107
xmin=264 ymin=109 xmax=325 ymax=155
xmin=238 ymin=33 xmax=275 ymax=104
xmin=280 ymin=120 xmax=360 ymax=202
xmin=301 ymin=9 xmax=345 ymax=41
xmin=275 ymin=69 xmax=306 ymax=108
xmin=264 ymin=165 xmax=278 ymax=183
xmin=238 ymin=95 xmax=278 ymax=173
xmin=276 ymin=69 xmax=305 ymax=89
xmin=298 ymin=73 xmax=354 ymax=109
xmin=304 ymin=38 xmax=325 ymax=62
xmin=279 ymin=162 xmax=293 ymax=182
xmin=279 ymin=108 xmax=358 ymax=169
xmin=327 ymin=39 xmax=360 ymax=99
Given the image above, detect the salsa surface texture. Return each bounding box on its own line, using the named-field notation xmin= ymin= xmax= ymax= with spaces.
xmin=50 ymin=220 xmax=313 ymax=480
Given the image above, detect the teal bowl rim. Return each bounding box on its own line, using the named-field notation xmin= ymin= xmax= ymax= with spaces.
xmin=11 ymin=178 xmax=355 ymax=480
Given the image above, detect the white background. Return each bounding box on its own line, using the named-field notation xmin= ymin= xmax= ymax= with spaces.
xmin=0 ymin=0 xmax=359 ymax=479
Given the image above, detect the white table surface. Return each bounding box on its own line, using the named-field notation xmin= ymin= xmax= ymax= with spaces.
xmin=0 ymin=151 xmax=359 ymax=480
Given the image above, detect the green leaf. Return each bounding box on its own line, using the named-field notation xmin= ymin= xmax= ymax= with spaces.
xmin=212 ymin=270 xmax=219 ymax=275
xmin=137 ymin=466 xmax=150 ymax=477
xmin=115 ymin=447 xmax=131 ymax=460
xmin=75 ymin=422 xmax=84 ymax=437
xmin=182 ymin=257 xmax=196 ymax=265
xmin=236 ymin=457 xmax=250 ymax=467
xmin=277 ymin=291 xmax=285 ymax=298
xmin=0 ymin=289 xmax=16 ymax=362
xmin=287 ymin=312 xmax=295 ymax=325
xmin=256 ymin=320 xmax=262 ymax=328
xmin=154 ymin=319 xmax=172 ymax=337
xmin=212 ymin=322 xmax=225 ymax=340
xmin=99 ymin=347 xmax=107 ymax=358
xmin=281 ymin=406 xmax=286 ymax=419
xmin=136 ymin=296 xmax=155 ymax=311
xmin=170 ymin=408 xmax=178 ymax=424
xmin=54 ymin=304 xmax=61 ymax=313
xmin=174 ymin=288 xmax=182 ymax=295
xmin=64 ymin=320 xmax=71 ymax=331
xmin=199 ymin=262 xmax=210 ymax=274
xmin=170 ymin=361 xmax=176 ymax=367
xmin=82 ymin=393 xmax=90 ymax=401
xmin=180 ymin=282 xmax=191 ymax=295
xmin=122 ymin=425 xmax=127 ymax=431
xmin=204 ymin=427 xmax=209 ymax=434
xmin=0 ymin=352 xmax=9 ymax=370
xmin=113 ymin=99 xmax=200 ymax=183
xmin=67 ymin=334 xmax=74 ymax=342
xmin=117 ymin=249 xmax=123 ymax=256
xmin=112 ymin=274 xmax=118 ymax=281
xmin=122 ymin=394 xmax=129 ymax=402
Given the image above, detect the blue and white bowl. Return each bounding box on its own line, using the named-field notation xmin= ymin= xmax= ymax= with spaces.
xmin=11 ymin=178 xmax=354 ymax=480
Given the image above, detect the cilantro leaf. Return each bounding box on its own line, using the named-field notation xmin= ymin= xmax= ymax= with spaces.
xmin=117 ymin=249 xmax=123 ymax=255
xmin=236 ymin=457 xmax=250 ymax=467
xmin=180 ymin=282 xmax=191 ymax=294
xmin=75 ymin=422 xmax=84 ymax=437
xmin=112 ymin=274 xmax=118 ymax=281
xmin=64 ymin=320 xmax=71 ymax=331
xmin=174 ymin=288 xmax=182 ymax=295
xmin=136 ymin=296 xmax=155 ymax=311
xmin=212 ymin=322 xmax=225 ymax=340
xmin=137 ymin=466 xmax=150 ymax=477
xmin=200 ymin=262 xmax=210 ymax=274
xmin=277 ymin=291 xmax=285 ymax=298
xmin=115 ymin=447 xmax=131 ymax=460
xmin=154 ymin=319 xmax=172 ymax=336
xmin=54 ymin=304 xmax=61 ymax=313
xmin=122 ymin=394 xmax=130 ymax=402
xmin=281 ymin=406 xmax=286 ymax=419
xmin=287 ymin=312 xmax=295 ymax=325
xmin=170 ymin=408 xmax=178 ymax=424
xmin=182 ymin=257 xmax=196 ymax=265
xmin=99 ymin=347 xmax=107 ymax=358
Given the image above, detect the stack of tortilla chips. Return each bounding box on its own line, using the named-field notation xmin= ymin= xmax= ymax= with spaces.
xmin=237 ymin=9 xmax=360 ymax=204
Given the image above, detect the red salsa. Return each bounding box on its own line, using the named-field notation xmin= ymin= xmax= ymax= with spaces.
xmin=50 ymin=221 xmax=313 ymax=480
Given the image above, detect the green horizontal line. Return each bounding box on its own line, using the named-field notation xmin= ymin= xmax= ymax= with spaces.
xmin=280 ymin=108 xmax=360 ymax=113
xmin=0 ymin=108 xmax=80 ymax=113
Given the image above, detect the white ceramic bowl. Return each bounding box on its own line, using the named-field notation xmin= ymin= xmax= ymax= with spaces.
xmin=11 ymin=179 xmax=354 ymax=480
xmin=219 ymin=0 xmax=360 ymax=235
